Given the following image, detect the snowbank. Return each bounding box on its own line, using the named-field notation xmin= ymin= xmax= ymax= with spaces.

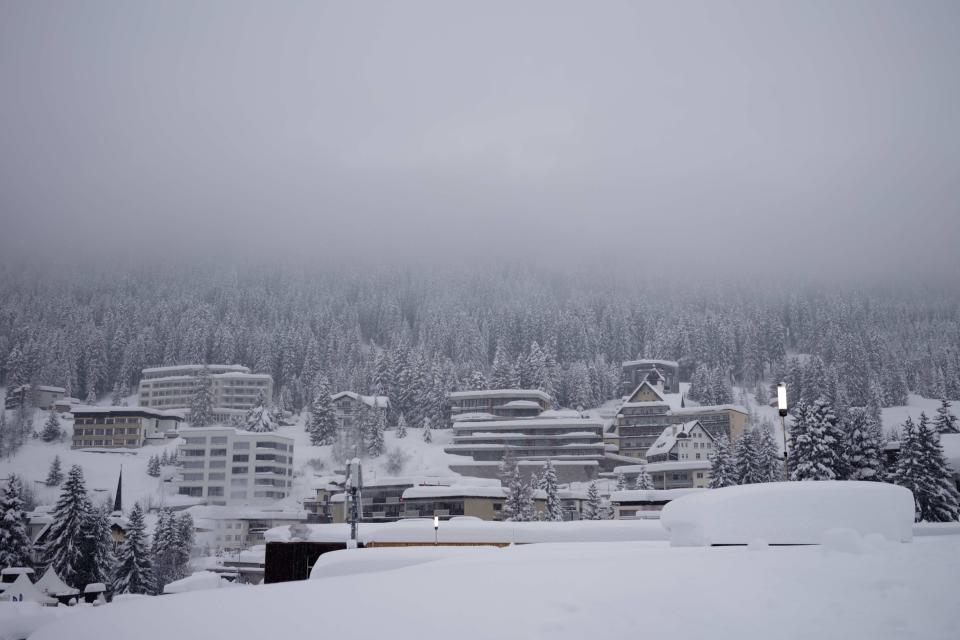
xmin=163 ymin=572 xmax=238 ymax=595
xmin=310 ymin=546 xmax=498 ymax=579
xmin=660 ymin=481 xmax=915 ymax=546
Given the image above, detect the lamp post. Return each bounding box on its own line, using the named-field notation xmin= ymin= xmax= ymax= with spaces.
xmin=433 ymin=515 xmax=439 ymax=546
xmin=778 ymin=382 xmax=789 ymax=481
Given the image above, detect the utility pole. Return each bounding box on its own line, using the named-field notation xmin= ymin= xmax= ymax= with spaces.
xmin=778 ymin=382 xmax=789 ymax=481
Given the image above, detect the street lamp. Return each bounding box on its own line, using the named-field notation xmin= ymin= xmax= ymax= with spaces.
xmin=777 ymin=382 xmax=789 ymax=480
xmin=433 ymin=515 xmax=439 ymax=546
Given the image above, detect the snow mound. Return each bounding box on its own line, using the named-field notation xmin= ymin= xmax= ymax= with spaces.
xmin=310 ymin=546 xmax=498 ymax=579
xmin=163 ymin=572 xmax=238 ymax=594
xmin=821 ymin=528 xmax=864 ymax=554
xmin=660 ymin=481 xmax=915 ymax=546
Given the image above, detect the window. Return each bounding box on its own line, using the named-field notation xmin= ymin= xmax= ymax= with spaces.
xmin=179 ymin=487 xmax=203 ymax=497
xmin=207 ymin=486 xmax=224 ymax=497
xmin=233 ymin=441 xmax=249 ymax=450
xmin=181 ymin=461 xmax=204 ymax=469
xmin=231 ymin=478 xmax=247 ymax=486
xmin=232 ymin=467 xmax=248 ymax=475
xmin=230 ymin=491 xmax=248 ymax=499
xmin=208 ymin=472 xmax=225 ymax=481
xmin=184 ymin=437 xmax=206 ymax=445
xmin=232 ymin=454 xmax=249 ymax=462
xmin=696 ymin=472 xmax=704 ymax=479
xmin=182 ymin=473 xmax=204 ymax=481
xmin=210 ymin=449 xmax=227 ymax=457
xmin=211 ymin=436 xmax=228 ymax=445
xmin=182 ymin=449 xmax=205 ymax=457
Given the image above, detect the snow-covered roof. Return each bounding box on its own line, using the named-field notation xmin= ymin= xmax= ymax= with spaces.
xmin=646 ymin=421 xmax=708 ymax=457
xmin=644 ymin=459 xmax=712 ymax=473
xmin=9 ymin=384 xmax=66 ymax=394
xmin=0 ymin=573 xmax=55 ymax=605
xmin=671 ymin=404 xmax=748 ymax=416
xmin=609 ymin=488 xmax=705 ymax=503
xmin=497 ymin=400 xmax=543 ymax=408
xmin=331 ymin=391 xmax=389 ymax=408
xmin=186 ymin=505 xmax=307 ymax=521
xmin=449 ymin=412 xmax=498 ymax=422
xmin=402 ymin=485 xmax=508 ymax=500
xmin=0 ymin=568 xmax=34 ymax=577
xmin=451 ymin=417 xmax=604 ymax=431
xmin=142 ymin=364 xmax=250 ymax=375
xmin=70 ymin=405 xmax=183 ymax=419
xmin=622 ymin=359 xmax=679 ymax=368
xmin=447 ymin=389 xmax=552 ymax=402
xmin=83 ymin=582 xmax=106 ymax=593
xmin=539 ymin=409 xmax=583 ymax=419
xmin=33 ymin=568 xmax=78 ymax=597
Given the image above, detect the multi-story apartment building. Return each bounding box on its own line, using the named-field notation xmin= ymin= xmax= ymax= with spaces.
xmin=138 ymin=364 xmax=273 ymax=413
xmin=621 ymin=359 xmax=680 ymax=396
xmin=645 ymin=420 xmax=716 ymax=464
xmin=668 ymin=405 xmax=749 ymax=442
xmin=445 ymin=412 xmax=607 ymax=481
xmin=447 ymin=389 xmax=552 ymax=423
xmin=615 ymin=380 xmax=679 ymax=459
xmin=71 ymin=406 xmax=183 ymax=449
xmin=186 ymin=505 xmax=306 ymax=551
xmin=175 ymin=427 xmax=294 ymax=505
xmin=5 ymin=384 xmax=67 ymax=410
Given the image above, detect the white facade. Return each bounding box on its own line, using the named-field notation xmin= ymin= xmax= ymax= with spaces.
xmin=186 ymin=505 xmax=306 ymax=551
xmin=139 ymin=365 xmax=273 ymax=412
xmin=71 ymin=406 xmax=183 ymax=449
xmin=175 ymin=427 xmax=294 ymax=505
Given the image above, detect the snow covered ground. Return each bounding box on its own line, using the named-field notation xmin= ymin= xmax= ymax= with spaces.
xmin=27 ymin=533 xmax=960 ymax=640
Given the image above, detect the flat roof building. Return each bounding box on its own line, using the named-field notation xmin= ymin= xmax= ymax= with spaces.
xmin=71 ymin=406 xmax=183 ymax=449
xmin=447 ymin=389 xmax=552 ymax=424
xmin=138 ymin=365 xmax=273 ymax=413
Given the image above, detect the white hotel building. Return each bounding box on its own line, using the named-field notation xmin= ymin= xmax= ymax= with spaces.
xmin=175 ymin=427 xmax=294 ymax=506
xmin=138 ymin=364 xmax=273 ymax=419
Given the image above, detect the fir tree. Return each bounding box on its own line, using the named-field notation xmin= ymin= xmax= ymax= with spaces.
xmin=915 ymin=413 xmax=960 ymax=521
xmin=175 ymin=512 xmax=195 ymax=580
xmin=502 ymin=465 xmax=534 ymax=522
xmin=112 ymin=502 xmax=155 ymax=595
xmin=467 ymin=370 xmax=488 ymax=391
xmin=367 ymin=409 xmax=386 ymax=457
xmin=160 ymin=450 xmax=169 ymax=466
xmin=152 ymin=508 xmax=178 ymax=591
xmin=40 ymin=410 xmax=62 ymax=443
xmin=147 ymin=455 xmax=161 ymax=477
xmin=422 ymin=416 xmax=433 ymax=444
xmin=933 ymin=399 xmax=959 ymax=434
xmin=0 ymin=474 xmax=34 ymax=570
xmin=46 ymin=455 xmax=64 ymax=486
xmin=708 ymin=435 xmax=738 ymax=488
xmin=789 ymin=399 xmax=845 ymax=481
xmin=244 ymin=392 xmax=276 ymax=432
xmin=308 ymin=377 xmax=337 ymax=446
xmin=189 ymin=366 xmax=215 ymax=427
xmin=83 ymin=505 xmax=115 ymax=587
xmin=845 ymin=407 xmax=885 ymax=481
xmin=395 ymin=412 xmax=408 ymax=439
xmin=44 ymin=465 xmax=93 ymax=589
xmin=584 ymin=481 xmax=603 ymax=520
xmin=615 ymin=471 xmax=626 ymax=491
xmin=753 ymin=424 xmax=783 ymax=483
xmin=537 ymin=460 xmax=564 ymax=522
xmin=633 ymin=463 xmax=654 ymax=490
xmin=734 ymin=430 xmax=759 ymax=484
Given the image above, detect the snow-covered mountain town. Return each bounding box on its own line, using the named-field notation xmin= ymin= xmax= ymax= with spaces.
xmin=2 ymin=1 xmax=960 ymax=639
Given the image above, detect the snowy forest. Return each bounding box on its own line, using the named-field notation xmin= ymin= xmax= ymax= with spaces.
xmin=1 ymin=265 xmax=958 ymax=419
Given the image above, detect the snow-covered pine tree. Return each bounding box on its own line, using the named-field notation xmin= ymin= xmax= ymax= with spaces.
xmin=753 ymin=423 xmax=783 ymax=483
xmin=615 ymin=471 xmax=626 ymax=491
xmin=844 ymin=407 xmax=885 ymax=481
xmin=112 ymin=502 xmax=155 ymax=595
xmin=395 ymin=412 xmax=407 ymax=439
xmin=111 ymin=382 xmax=122 ymax=407
xmin=915 ymin=412 xmax=960 ymax=522
xmin=244 ymin=392 xmax=276 ymax=432
xmin=734 ymin=429 xmax=759 ymax=484
xmin=789 ymin=398 xmax=845 ymax=481
xmin=151 ymin=507 xmax=178 ymax=591
xmin=83 ymin=505 xmax=115 ymax=587
xmin=147 ymin=455 xmax=161 ymax=477
xmin=708 ymin=435 xmax=737 ymax=488
xmin=537 ymin=460 xmax=564 ymax=522
xmin=160 ymin=450 xmax=169 ymax=466
xmin=633 ymin=463 xmax=654 ymax=490
xmin=502 ymin=465 xmax=534 ymax=522
xmin=44 ymin=465 xmax=93 ymax=589
xmin=46 ymin=455 xmax=64 ymax=486
xmin=0 ymin=474 xmax=34 ymax=570
xmin=490 ymin=344 xmax=516 ymax=390
xmin=367 ymin=409 xmax=385 ymax=457
xmin=40 ymin=410 xmax=62 ymax=443
xmin=189 ymin=365 xmax=215 ymax=427
xmin=467 ymin=370 xmax=488 ymax=391
xmin=934 ymin=399 xmax=959 ymax=434
xmin=584 ymin=481 xmax=603 ymax=520
xmin=422 ymin=416 xmax=433 ymax=443
xmin=175 ymin=512 xmax=195 ymax=580
xmin=308 ymin=377 xmax=337 ymax=446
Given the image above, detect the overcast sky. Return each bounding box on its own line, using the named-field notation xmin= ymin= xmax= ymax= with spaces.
xmin=1 ymin=1 xmax=958 ymax=279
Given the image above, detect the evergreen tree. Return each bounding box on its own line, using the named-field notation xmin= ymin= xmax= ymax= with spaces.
xmin=151 ymin=508 xmax=178 ymax=591
xmin=112 ymin=502 xmax=155 ymax=595
xmin=308 ymin=377 xmax=338 ymax=446
xmin=422 ymin=416 xmax=433 ymax=444
xmin=753 ymin=424 xmax=783 ymax=483
xmin=40 ymin=410 xmax=62 ymax=443
xmin=537 ymin=460 xmax=564 ymax=522
xmin=160 ymin=450 xmax=169 ymax=466
xmin=615 ymin=471 xmax=626 ymax=491
xmin=367 ymin=409 xmax=385 ymax=457
xmin=789 ymin=399 xmax=845 ymax=481
xmin=466 ymin=370 xmax=488 ymax=391
xmin=933 ymin=399 xmax=959 ymax=434
xmin=44 ymin=465 xmax=93 ymax=589
xmin=147 ymin=455 xmax=161 ymax=477
xmin=175 ymin=512 xmax=195 ymax=580
xmin=584 ymin=481 xmax=603 ymax=520
xmin=84 ymin=505 xmax=115 ymax=587
xmin=395 ymin=412 xmax=407 ymax=439
xmin=502 ymin=465 xmax=534 ymax=522
xmin=244 ymin=392 xmax=276 ymax=432
xmin=189 ymin=366 xmax=215 ymax=427
xmin=915 ymin=413 xmax=960 ymax=521
xmin=633 ymin=463 xmax=654 ymax=490
xmin=708 ymin=435 xmax=738 ymax=488
xmin=0 ymin=474 xmax=34 ymax=570
xmin=734 ymin=430 xmax=760 ymax=484
xmin=845 ymin=407 xmax=885 ymax=481
xmin=46 ymin=455 xmax=64 ymax=486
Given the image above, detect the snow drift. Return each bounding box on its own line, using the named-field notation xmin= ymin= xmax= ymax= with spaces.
xmin=660 ymin=481 xmax=915 ymax=546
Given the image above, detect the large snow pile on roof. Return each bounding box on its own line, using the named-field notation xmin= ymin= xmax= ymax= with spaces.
xmin=163 ymin=572 xmax=239 ymax=595
xmin=311 ymin=546 xmax=498 ymax=579
xmin=660 ymin=481 xmax=915 ymax=546
xmin=28 ymin=534 xmax=960 ymax=640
